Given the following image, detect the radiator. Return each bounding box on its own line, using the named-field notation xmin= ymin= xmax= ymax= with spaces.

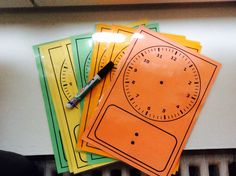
xmin=32 ymin=150 xmax=236 ymax=176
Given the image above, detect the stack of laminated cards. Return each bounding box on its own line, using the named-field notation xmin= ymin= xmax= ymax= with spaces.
xmin=33 ymin=21 xmax=221 ymax=175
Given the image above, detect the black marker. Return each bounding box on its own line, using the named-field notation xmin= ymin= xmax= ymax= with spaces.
xmin=66 ymin=61 xmax=114 ymax=109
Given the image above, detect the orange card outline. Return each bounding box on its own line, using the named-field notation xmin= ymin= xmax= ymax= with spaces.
xmin=83 ymin=27 xmax=221 ymax=175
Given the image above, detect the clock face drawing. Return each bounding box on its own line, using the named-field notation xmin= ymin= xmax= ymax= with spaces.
xmin=97 ymin=46 xmax=127 ymax=81
xmin=60 ymin=59 xmax=77 ymax=100
xmin=83 ymin=50 xmax=92 ymax=83
xmin=123 ymin=46 xmax=201 ymax=122
xmin=98 ymin=49 xmax=108 ymax=72
xmin=110 ymin=47 xmax=127 ymax=80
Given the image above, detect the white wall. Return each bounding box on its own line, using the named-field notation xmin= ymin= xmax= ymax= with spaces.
xmin=0 ymin=4 xmax=236 ymax=155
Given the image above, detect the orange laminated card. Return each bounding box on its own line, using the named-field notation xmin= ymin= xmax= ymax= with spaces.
xmin=78 ymin=25 xmax=135 ymax=157
xmin=83 ymin=26 xmax=221 ymax=176
xmin=77 ymin=24 xmax=113 ymax=157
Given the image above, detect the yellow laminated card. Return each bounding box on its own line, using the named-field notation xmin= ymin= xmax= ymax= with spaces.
xmin=38 ymin=39 xmax=107 ymax=173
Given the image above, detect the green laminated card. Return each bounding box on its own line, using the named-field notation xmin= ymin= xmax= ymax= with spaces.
xmin=33 ymin=46 xmax=69 ymax=173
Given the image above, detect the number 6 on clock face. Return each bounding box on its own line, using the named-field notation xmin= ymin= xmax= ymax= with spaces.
xmin=123 ymin=46 xmax=201 ymax=122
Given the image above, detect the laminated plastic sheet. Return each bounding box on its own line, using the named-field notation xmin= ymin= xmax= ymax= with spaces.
xmin=83 ymin=27 xmax=221 ymax=176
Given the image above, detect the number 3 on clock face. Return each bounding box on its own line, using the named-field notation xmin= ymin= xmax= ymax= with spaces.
xmin=123 ymin=46 xmax=201 ymax=122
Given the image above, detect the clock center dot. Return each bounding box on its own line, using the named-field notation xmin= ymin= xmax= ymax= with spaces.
xmin=160 ymin=81 xmax=164 ymax=85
